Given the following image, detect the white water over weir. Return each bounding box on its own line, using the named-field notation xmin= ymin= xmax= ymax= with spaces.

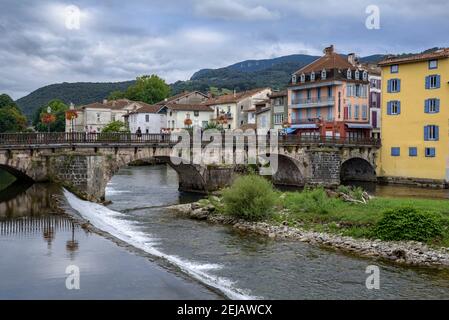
xmin=63 ymin=189 xmax=257 ymax=300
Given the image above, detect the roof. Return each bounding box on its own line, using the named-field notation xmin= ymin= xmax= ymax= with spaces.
xmin=154 ymin=91 xmax=208 ymax=105
xmin=104 ymin=99 xmax=133 ymax=109
xmin=269 ymin=90 xmax=287 ymax=98
xmin=79 ymin=102 xmax=110 ymax=110
xmin=255 ymin=99 xmax=270 ymax=106
xmin=132 ymin=104 xmax=162 ymax=114
xmin=378 ymin=48 xmax=449 ymax=66
xmin=164 ymin=103 xmax=213 ymax=112
xmin=294 ymin=45 xmax=355 ymax=75
xmin=256 ymin=106 xmax=271 ymax=115
xmin=205 ymin=88 xmax=270 ymax=105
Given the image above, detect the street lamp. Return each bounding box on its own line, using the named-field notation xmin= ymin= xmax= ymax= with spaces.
xmin=47 ymin=106 xmax=52 ymax=133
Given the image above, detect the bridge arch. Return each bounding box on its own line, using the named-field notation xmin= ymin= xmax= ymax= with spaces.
xmin=271 ymin=154 xmax=306 ymax=186
xmin=340 ymin=157 xmax=376 ymax=182
xmin=0 ymin=164 xmax=34 ymax=183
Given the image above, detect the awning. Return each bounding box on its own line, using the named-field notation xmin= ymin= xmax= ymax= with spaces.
xmin=284 ymin=128 xmax=298 ymax=134
xmin=345 ymin=123 xmax=373 ymax=129
xmin=291 ymin=124 xmax=318 ymax=129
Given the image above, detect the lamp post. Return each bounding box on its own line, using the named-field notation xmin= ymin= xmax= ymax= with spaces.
xmin=47 ymin=106 xmax=52 ymax=133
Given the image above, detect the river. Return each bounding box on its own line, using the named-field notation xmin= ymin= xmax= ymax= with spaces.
xmin=2 ymin=164 xmax=449 ymax=299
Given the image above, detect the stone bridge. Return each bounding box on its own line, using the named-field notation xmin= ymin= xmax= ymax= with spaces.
xmin=0 ymin=132 xmax=380 ymax=202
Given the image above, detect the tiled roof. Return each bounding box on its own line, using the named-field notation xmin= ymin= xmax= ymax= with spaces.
xmin=132 ymin=104 xmax=162 ymax=114
xmin=205 ymin=88 xmax=270 ymax=105
xmin=269 ymin=90 xmax=287 ymax=98
xmin=294 ymin=46 xmax=355 ymax=75
xmin=154 ymin=91 xmax=208 ymax=105
xmin=164 ymin=103 xmax=213 ymax=112
xmin=378 ymin=48 xmax=449 ymax=66
xmin=104 ymin=99 xmax=133 ymax=109
xmin=79 ymin=102 xmax=110 ymax=110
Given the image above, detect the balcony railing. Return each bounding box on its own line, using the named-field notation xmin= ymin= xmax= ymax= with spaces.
xmin=290 ymin=97 xmax=334 ymax=108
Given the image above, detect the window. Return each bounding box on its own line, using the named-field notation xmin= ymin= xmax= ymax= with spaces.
xmin=425 ymin=147 xmax=436 ymax=157
xmin=292 ymin=75 xmax=297 ymax=83
xmin=348 ymin=104 xmax=352 ymax=118
xmin=186 ymin=113 xmax=190 ymax=119
xmin=424 ymin=125 xmax=439 ymax=141
xmin=409 ymin=147 xmax=417 ymax=157
xmin=355 ymin=70 xmax=360 ymax=80
xmin=327 ymin=86 xmax=332 ymax=97
xmin=202 ymin=121 xmax=208 ymax=128
xmin=112 ymin=114 xmax=116 ymax=121
xmin=316 ymin=108 xmax=321 ymax=118
xmin=426 ymin=75 xmax=440 ymax=89
xmin=425 ymin=99 xmax=440 ymax=113
xmin=429 ymin=60 xmax=438 ymax=69
xmin=327 ymin=106 xmax=333 ymax=120
xmin=145 ymin=114 xmax=149 ymax=122
xmin=317 ymin=87 xmax=321 ymax=99
xmin=387 ymin=101 xmax=401 ymax=115
xmin=354 ymin=105 xmax=359 ymax=119
xmin=391 ymin=65 xmax=399 ymax=73
xmin=362 ymin=105 xmax=367 ymax=120
xmin=96 ymin=113 xmax=101 ymax=122
xmin=362 ymin=71 xmax=368 ymax=81
xmin=300 ymin=73 xmax=305 ymax=82
xmin=391 ymin=147 xmax=400 ymax=156
xmin=321 ymin=69 xmax=327 ymax=80
xmin=169 ymin=111 xmax=172 ymax=116
xmin=310 ymin=72 xmax=315 ymax=81
xmin=388 ymin=79 xmax=401 ymax=92
xmin=347 ymin=69 xmax=352 ymax=79
xmin=194 ymin=111 xmax=199 ymax=117
xmin=307 ymin=89 xmax=311 ymax=100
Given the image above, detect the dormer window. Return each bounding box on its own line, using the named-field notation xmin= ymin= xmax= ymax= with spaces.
xmin=321 ymin=69 xmax=327 ymax=80
xmin=362 ymin=71 xmax=368 ymax=81
xmin=355 ymin=70 xmax=360 ymax=80
xmin=347 ymin=69 xmax=352 ymax=79
xmin=300 ymin=73 xmax=305 ymax=83
xmin=292 ymin=74 xmax=297 ymax=83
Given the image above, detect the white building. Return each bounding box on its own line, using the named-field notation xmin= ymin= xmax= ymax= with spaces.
xmin=66 ymin=99 xmax=145 ymax=133
xmin=128 ymin=104 xmax=166 ymax=134
xmin=205 ymin=88 xmax=272 ymax=130
xmin=256 ymin=107 xmax=271 ymax=134
xmin=159 ymin=103 xmax=214 ymax=130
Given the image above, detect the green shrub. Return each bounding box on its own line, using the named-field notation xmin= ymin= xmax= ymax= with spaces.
xmin=374 ymin=207 xmax=443 ymax=242
xmin=284 ymin=187 xmax=336 ymax=214
xmin=222 ymin=175 xmax=276 ymax=221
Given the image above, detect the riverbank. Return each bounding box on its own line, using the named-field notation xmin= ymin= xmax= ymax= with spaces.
xmin=167 ymin=194 xmax=449 ymax=268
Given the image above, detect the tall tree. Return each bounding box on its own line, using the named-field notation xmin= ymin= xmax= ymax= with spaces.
xmin=33 ymin=99 xmax=68 ymax=132
xmin=108 ymin=75 xmax=170 ymax=104
xmin=0 ymin=94 xmax=27 ymax=133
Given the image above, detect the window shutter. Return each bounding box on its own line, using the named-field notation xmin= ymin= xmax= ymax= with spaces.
xmin=425 ymin=76 xmax=430 ymax=89
xmin=432 ymin=148 xmax=436 ymax=157
xmin=387 ymin=101 xmax=391 ymax=115
xmin=387 ymin=80 xmax=392 ymax=93
xmin=425 ymin=99 xmax=429 ymax=113
xmin=397 ymin=101 xmax=401 ymax=114
xmin=435 ymin=126 xmax=439 ymax=140
xmin=436 ymin=99 xmax=440 ymax=112
xmin=436 ymin=75 xmax=441 ymax=88
xmin=424 ymin=125 xmax=429 ymax=140
xmin=397 ymin=79 xmax=401 ymax=92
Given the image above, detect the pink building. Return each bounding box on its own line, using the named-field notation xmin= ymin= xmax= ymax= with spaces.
xmin=287 ymin=45 xmax=371 ymax=139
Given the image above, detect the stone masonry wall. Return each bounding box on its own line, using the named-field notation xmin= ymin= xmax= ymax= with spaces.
xmin=306 ymin=149 xmax=341 ymax=187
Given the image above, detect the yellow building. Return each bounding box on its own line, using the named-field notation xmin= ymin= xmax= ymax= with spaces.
xmin=378 ymin=48 xmax=449 ymax=186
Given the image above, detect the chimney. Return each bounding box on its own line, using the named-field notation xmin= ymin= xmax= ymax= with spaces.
xmin=103 ymin=99 xmax=108 ymax=104
xmin=348 ymin=53 xmax=357 ymax=66
xmin=323 ymin=45 xmax=334 ymax=55
xmin=233 ymin=89 xmax=236 ymax=98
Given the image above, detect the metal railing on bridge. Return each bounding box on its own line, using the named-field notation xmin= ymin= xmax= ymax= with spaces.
xmin=0 ymin=132 xmax=381 ymax=147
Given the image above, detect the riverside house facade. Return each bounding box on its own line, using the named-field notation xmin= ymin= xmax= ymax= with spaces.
xmin=378 ymin=48 xmax=449 ymax=186
xmin=127 ymin=104 xmax=166 ymax=134
xmin=66 ymin=99 xmax=146 ymax=133
xmin=287 ymin=45 xmax=371 ymax=139
xmin=205 ymin=88 xmax=272 ymax=130
xmin=269 ymin=90 xmax=288 ymax=130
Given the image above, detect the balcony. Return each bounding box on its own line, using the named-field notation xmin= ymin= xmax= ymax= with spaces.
xmin=290 ymin=97 xmax=335 ymax=109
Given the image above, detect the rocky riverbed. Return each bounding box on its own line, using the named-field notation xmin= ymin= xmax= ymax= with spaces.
xmin=167 ymin=200 xmax=449 ymax=268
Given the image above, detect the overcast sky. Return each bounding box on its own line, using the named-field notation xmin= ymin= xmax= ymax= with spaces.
xmin=1 ymin=0 xmax=448 ymax=99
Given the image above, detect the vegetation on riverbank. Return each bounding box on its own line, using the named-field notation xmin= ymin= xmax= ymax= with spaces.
xmin=206 ymin=175 xmax=449 ymax=247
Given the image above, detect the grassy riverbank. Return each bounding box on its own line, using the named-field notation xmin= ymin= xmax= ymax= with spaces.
xmin=204 ymin=175 xmax=449 ymax=247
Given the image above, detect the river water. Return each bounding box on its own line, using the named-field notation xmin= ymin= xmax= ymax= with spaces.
xmin=2 ymin=164 xmax=449 ymax=299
